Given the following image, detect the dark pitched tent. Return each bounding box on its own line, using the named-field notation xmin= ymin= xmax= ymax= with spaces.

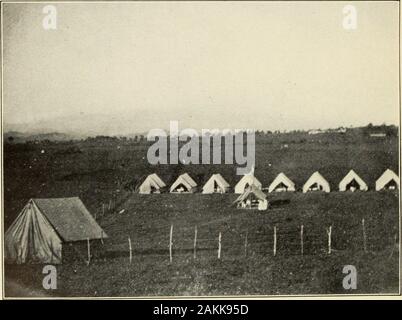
xmin=5 ymin=197 xmax=107 ymax=264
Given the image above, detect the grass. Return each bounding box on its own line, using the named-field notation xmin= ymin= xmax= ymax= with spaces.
xmin=5 ymin=191 xmax=399 ymax=297
xmin=3 ymin=132 xmax=399 ymax=228
xmin=3 ymin=131 xmax=399 ymax=296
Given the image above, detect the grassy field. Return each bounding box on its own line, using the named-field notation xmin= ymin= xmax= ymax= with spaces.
xmin=5 ymin=192 xmax=399 ymax=297
xmin=3 ymin=129 xmax=399 ymax=228
xmin=3 ymin=128 xmax=400 ymax=296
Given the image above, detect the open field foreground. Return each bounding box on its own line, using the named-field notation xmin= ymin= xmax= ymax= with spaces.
xmin=5 ymin=192 xmax=399 ymax=297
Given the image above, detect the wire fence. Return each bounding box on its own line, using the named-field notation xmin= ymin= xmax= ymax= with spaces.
xmin=79 ymin=217 xmax=399 ymax=266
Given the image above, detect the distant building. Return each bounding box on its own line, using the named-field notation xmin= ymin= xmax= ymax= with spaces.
xmin=308 ymin=129 xmax=323 ymax=135
xmin=370 ymin=133 xmax=386 ymax=138
xmin=334 ymin=127 xmax=347 ymax=133
xmin=308 ymin=127 xmax=346 ymax=135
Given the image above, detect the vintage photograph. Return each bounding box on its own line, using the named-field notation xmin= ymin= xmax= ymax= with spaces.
xmin=1 ymin=1 xmax=400 ymax=298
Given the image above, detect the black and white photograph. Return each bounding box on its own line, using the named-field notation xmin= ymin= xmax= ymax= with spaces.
xmin=0 ymin=1 xmax=400 ymax=299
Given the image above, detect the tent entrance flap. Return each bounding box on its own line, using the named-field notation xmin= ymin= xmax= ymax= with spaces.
xmin=385 ymin=180 xmax=398 ymax=190
xmin=346 ymin=179 xmax=359 ymax=191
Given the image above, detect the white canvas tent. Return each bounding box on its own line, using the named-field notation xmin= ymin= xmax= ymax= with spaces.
xmin=234 ymin=174 xmax=262 ymax=194
xmin=234 ymin=185 xmax=268 ymax=210
xmin=339 ymin=170 xmax=368 ymax=192
xmin=375 ymin=169 xmax=399 ymax=191
xmin=202 ymin=174 xmax=230 ymax=194
xmin=302 ymin=171 xmax=330 ymax=193
xmin=268 ymin=173 xmax=296 ymax=193
xmin=5 ymin=197 xmax=107 ymax=264
xmin=170 ymin=173 xmax=197 ymax=193
xmin=138 ymin=173 xmax=166 ymax=194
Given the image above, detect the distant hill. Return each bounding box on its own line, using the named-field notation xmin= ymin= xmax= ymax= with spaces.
xmin=3 ymin=123 xmax=398 ymax=143
xmin=4 ymin=113 xmax=149 ymax=138
xmin=4 ymin=131 xmax=77 ymax=143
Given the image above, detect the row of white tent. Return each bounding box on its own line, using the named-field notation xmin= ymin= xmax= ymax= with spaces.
xmin=138 ymin=169 xmax=399 ymax=194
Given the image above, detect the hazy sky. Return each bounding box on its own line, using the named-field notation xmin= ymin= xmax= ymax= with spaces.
xmin=3 ymin=2 xmax=400 ymax=135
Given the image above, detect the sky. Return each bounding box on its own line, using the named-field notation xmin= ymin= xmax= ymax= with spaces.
xmin=2 ymin=2 xmax=400 ymax=136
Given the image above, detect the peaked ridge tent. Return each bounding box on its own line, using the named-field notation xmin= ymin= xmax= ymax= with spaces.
xmin=375 ymin=169 xmax=399 ymax=191
xmin=339 ymin=170 xmax=368 ymax=192
xmin=234 ymin=174 xmax=262 ymax=194
xmin=170 ymin=173 xmax=197 ymax=193
xmin=202 ymin=174 xmax=230 ymax=194
xmin=234 ymin=185 xmax=268 ymax=210
xmin=5 ymin=197 xmax=107 ymax=264
xmin=138 ymin=173 xmax=166 ymax=194
xmin=302 ymin=171 xmax=330 ymax=193
xmin=268 ymin=173 xmax=296 ymax=193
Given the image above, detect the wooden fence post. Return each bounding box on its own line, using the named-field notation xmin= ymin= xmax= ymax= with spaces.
xmin=300 ymin=225 xmax=304 ymax=256
xmin=50 ymin=242 xmax=54 ymax=264
xmin=244 ymin=231 xmax=248 ymax=257
xmin=128 ymin=237 xmax=132 ymax=264
xmin=362 ymin=218 xmax=367 ymax=253
xmin=389 ymin=234 xmax=398 ymax=259
xmin=327 ymin=226 xmax=332 ymax=254
xmin=193 ymin=226 xmax=197 ymax=260
xmin=169 ymin=224 xmax=173 ymax=264
xmin=218 ymin=232 xmax=222 ymax=259
xmin=86 ymin=238 xmax=91 ymax=265
xmin=273 ymin=226 xmax=277 ymax=257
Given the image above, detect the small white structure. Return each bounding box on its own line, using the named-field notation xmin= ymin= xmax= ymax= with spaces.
xmin=302 ymin=171 xmax=330 ymax=193
xmin=339 ymin=170 xmax=368 ymax=192
xmin=234 ymin=185 xmax=268 ymax=210
xmin=375 ymin=169 xmax=399 ymax=191
xmin=170 ymin=173 xmax=197 ymax=193
xmin=370 ymin=133 xmax=386 ymax=138
xmin=138 ymin=173 xmax=166 ymax=194
xmin=268 ymin=173 xmax=296 ymax=193
xmin=335 ymin=127 xmax=347 ymax=133
xmin=234 ymin=174 xmax=262 ymax=194
xmin=202 ymin=174 xmax=230 ymax=194
xmin=308 ymin=129 xmax=323 ymax=135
